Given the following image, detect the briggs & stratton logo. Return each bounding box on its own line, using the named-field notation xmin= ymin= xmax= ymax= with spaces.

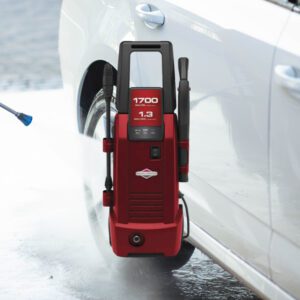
xmin=135 ymin=168 xmax=158 ymax=179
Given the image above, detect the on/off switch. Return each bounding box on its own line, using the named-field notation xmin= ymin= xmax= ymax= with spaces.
xmin=150 ymin=146 xmax=161 ymax=159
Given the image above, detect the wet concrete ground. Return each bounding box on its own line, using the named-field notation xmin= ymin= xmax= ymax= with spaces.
xmin=0 ymin=90 xmax=260 ymax=300
xmin=0 ymin=0 xmax=62 ymax=91
xmin=0 ymin=1 xmax=260 ymax=299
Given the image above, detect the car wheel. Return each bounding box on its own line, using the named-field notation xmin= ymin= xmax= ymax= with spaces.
xmin=83 ymin=86 xmax=195 ymax=269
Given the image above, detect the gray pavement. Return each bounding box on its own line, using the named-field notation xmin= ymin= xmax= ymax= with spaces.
xmin=0 ymin=1 xmax=260 ymax=299
xmin=0 ymin=0 xmax=62 ymax=90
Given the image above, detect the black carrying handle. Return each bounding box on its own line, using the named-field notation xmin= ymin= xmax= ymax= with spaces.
xmin=116 ymin=41 xmax=176 ymax=114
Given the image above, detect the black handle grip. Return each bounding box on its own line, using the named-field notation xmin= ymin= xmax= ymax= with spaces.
xmin=130 ymin=42 xmax=162 ymax=50
xmin=103 ymin=63 xmax=114 ymax=100
xmin=178 ymin=57 xmax=190 ymax=182
xmin=178 ymin=58 xmax=190 ymax=141
xmin=179 ymin=57 xmax=189 ymax=81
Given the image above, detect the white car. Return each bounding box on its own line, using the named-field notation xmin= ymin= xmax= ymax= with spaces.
xmin=59 ymin=1 xmax=300 ymax=299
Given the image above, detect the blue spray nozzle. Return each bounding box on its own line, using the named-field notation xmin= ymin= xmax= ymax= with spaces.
xmin=0 ymin=102 xmax=33 ymax=126
xmin=17 ymin=113 xmax=33 ymax=126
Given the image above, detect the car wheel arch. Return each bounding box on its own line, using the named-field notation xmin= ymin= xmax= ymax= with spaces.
xmin=78 ymin=60 xmax=117 ymax=132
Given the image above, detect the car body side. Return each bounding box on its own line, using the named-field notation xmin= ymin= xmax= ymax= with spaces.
xmin=59 ymin=1 xmax=300 ymax=299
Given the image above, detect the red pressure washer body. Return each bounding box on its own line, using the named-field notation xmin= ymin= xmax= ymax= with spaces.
xmin=103 ymin=41 xmax=190 ymax=257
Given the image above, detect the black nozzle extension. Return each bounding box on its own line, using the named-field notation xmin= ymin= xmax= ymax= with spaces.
xmin=179 ymin=57 xmax=189 ymax=81
xmin=105 ymin=176 xmax=113 ymax=191
xmin=103 ymin=63 xmax=114 ymax=100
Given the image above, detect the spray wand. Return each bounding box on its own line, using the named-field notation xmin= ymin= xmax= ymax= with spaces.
xmin=102 ymin=64 xmax=114 ymax=207
xmin=0 ymin=102 xmax=32 ymax=126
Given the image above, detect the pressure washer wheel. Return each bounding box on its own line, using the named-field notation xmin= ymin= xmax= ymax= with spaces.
xmin=83 ymin=85 xmax=195 ymax=269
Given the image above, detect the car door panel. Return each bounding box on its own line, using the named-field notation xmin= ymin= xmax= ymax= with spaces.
xmin=270 ymin=9 xmax=300 ymax=298
xmin=131 ymin=0 xmax=290 ymax=276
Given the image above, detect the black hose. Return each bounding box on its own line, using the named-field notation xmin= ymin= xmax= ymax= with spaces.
xmin=179 ymin=191 xmax=190 ymax=239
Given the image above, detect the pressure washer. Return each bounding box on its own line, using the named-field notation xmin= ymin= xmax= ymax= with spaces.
xmin=102 ymin=41 xmax=190 ymax=257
